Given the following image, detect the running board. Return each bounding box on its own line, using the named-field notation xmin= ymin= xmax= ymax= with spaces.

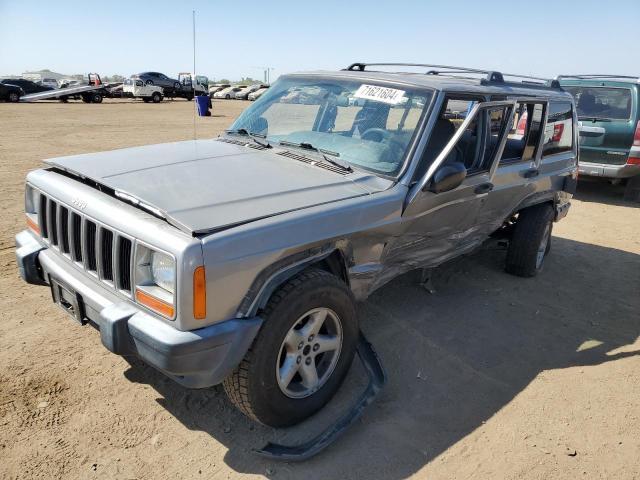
xmin=254 ymin=331 xmax=386 ymax=462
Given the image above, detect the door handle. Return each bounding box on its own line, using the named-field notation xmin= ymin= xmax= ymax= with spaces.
xmin=474 ymin=182 xmax=494 ymax=194
xmin=522 ymin=168 xmax=539 ymax=178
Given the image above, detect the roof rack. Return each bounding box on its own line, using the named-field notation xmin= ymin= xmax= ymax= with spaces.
xmin=556 ymin=74 xmax=640 ymax=83
xmin=344 ymin=63 xmax=561 ymax=89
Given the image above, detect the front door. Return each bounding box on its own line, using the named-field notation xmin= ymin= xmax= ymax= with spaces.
xmin=386 ymin=99 xmax=515 ymax=270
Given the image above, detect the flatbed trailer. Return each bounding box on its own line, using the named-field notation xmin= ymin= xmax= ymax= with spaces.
xmin=20 ymin=73 xmax=112 ymax=103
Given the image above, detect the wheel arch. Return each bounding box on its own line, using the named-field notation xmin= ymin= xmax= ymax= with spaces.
xmin=236 ymin=245 xmax=351 ymax=319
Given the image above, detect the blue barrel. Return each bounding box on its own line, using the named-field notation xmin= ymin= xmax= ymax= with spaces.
xmin=195 ymin=95 xmax=210 ymax=116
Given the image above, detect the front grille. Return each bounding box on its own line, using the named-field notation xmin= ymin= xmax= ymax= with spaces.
xmin=117 ymin=237 xmax=132 ymax=291
xmin=85 ymin=221 xmax=97 ymax=272
xmin=36 ymin=193 xmax=134 ymax=294
xmin=59 ymin=207 xmax=70 ymax=254
xmin=100 ymin=229 xmax=114 ymax=281
xmin=48 ymin=201 xmax=58 ymax=246
xmin=71 ymin=212 xmax=83 ymax=261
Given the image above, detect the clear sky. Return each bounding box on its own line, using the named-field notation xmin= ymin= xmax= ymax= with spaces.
xmin=0 ymin=0 xmax=638 ymax=81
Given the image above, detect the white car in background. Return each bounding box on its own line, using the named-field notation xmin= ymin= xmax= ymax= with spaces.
xmin=209 ymin=83 xmax=231 ymax=97
xmin=234 ymin=84 xmax=263 ymax=100
xmin=213 ymin=85 xmax=245 ymax=99
xmin=123 ymin=77 xmax=164 ymax=103
xmin=248 ymin=86 xmax=269 ymax=101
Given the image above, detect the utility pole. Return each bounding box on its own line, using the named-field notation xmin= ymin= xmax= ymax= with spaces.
xmin=251 ymin=66 xmax=275 ymax=85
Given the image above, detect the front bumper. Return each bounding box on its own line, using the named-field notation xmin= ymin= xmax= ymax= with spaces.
xmin=15 ymin=230 xmax=262 ymax=388
xmin=578 ymin=162 xmax=640 ymax=179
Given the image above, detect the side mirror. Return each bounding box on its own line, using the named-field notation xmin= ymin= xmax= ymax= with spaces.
xmin=427 ymin=162 xmax=467 ymax=193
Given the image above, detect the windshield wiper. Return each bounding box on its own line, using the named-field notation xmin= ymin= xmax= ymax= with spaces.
xmin=225 ymin=128 xmax=272 ymax=148
xmin=278 ymin=140 xmax=353 ymax=172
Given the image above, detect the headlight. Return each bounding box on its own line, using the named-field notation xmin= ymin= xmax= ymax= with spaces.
xmin=25 ymin=184 xmax=40 ymax=234
xmin=134 ymin=245 xmax=176 ymax=319
xmin=25 ymin=184 xmax=39 ymax=214
xmin=151 ymin=251 xmax=175 ymax=294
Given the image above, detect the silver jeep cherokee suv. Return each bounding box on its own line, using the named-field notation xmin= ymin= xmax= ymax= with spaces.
xmin=16 ymin=63 xmax=577 ymax=428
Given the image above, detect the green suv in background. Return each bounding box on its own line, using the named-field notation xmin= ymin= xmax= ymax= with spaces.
xmin=558 ymin=75 xmax=640 ymax=201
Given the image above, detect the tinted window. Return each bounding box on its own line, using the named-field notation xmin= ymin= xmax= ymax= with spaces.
xmin=564 ymin=86 xmax=632 ymax=121
xmin=542 ymin=102 xmax=573 ymax=156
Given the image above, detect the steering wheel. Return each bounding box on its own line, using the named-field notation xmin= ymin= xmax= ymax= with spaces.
xmin=361 ymin=128 xmax=391 ymax=143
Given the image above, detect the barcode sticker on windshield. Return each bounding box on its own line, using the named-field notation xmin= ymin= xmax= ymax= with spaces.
xmin=354 ymin=85 xmax=405 ymax=105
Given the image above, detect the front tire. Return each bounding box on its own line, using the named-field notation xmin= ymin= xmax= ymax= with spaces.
xmin=505 ymin=203 xmax=554 ymax=277
xmin=223 ymin=269 xmax=358 ymax=427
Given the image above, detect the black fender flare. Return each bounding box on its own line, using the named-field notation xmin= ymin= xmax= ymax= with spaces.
xmin=236 ymin=244 xmax=350 ymax=318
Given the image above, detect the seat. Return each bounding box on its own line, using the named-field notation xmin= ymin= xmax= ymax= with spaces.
xmin=414 ymin=118 xmax=461 ymax=180
xmin=351 ymin=103 xmax=390 ymax=136
xmin=578 ymin=92 xmax=597 ymax=114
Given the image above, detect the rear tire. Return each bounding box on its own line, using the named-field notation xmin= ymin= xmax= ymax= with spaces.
xmin=505 ymin=203 xmax=554 ymax=277
xmin=91 ymin=93 xmax=103 ymax=103
xmin=623 ymin=176 xmax=640 ymax=202
xmin=223 ymin=269 xmax=358 ymax=428
xmin=8 ymin=91 xmax=20 ymax=102
xmin=151 ymin=92 xmax=162 ymax=103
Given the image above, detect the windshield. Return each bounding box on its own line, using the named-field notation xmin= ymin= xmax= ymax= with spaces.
xmin=229 ymin=76 xmax=433 ymax=176
xmin=564 ymin=86 xmax=632 ymax=121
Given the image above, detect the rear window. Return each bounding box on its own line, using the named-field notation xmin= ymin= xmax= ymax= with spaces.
xmin=564 ymin=86 xmax=632 ymax=121
xmin=542 ymin=101 xmax=573 ymax=156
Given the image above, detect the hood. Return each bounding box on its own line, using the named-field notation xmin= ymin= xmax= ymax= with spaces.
xmin=45 ymin=139 xmax=388 ymax=235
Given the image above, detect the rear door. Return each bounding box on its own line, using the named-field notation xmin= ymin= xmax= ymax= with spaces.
xmin=563 ymin=84 xmax=637 ymax=165
xmin=475 ymin=99 xmax=547 ymax=232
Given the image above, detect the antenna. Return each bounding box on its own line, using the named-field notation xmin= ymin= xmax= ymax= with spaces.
xmin=192 ymin=10 xmax=196 ymax=140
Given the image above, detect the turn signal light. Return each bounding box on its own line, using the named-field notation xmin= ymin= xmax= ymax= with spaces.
xmin=26 ymin=215 xmax=40 ymax=235
xmin=136 ymin=289 xmax=175 ymax=319
xmin=193 ymin=266 xmax=207 ymax=320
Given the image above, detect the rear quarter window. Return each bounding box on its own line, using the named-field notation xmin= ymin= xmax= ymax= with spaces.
xmin=543 ymin=101 xmax=574 ymax=156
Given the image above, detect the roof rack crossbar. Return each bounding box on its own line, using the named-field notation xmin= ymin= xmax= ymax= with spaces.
xmin=344 ymin=63 xmax=560 ymax=88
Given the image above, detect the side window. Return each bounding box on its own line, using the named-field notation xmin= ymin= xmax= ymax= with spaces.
xmin=501 ymin=102 xmax=545 ymax=163
xmin=543 ymin=101 xmax=573 ymax=156
xmin=413 ymin=97 xmax=483 ymax=181
xmin=472 ymin=105 xmax=511 ymax=173
xmin=414 ymin=98 xmax=517 ymax=181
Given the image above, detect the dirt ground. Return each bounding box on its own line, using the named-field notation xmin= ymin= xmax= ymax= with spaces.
xmin=0 ymin=99 xmax=639 ymax=480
